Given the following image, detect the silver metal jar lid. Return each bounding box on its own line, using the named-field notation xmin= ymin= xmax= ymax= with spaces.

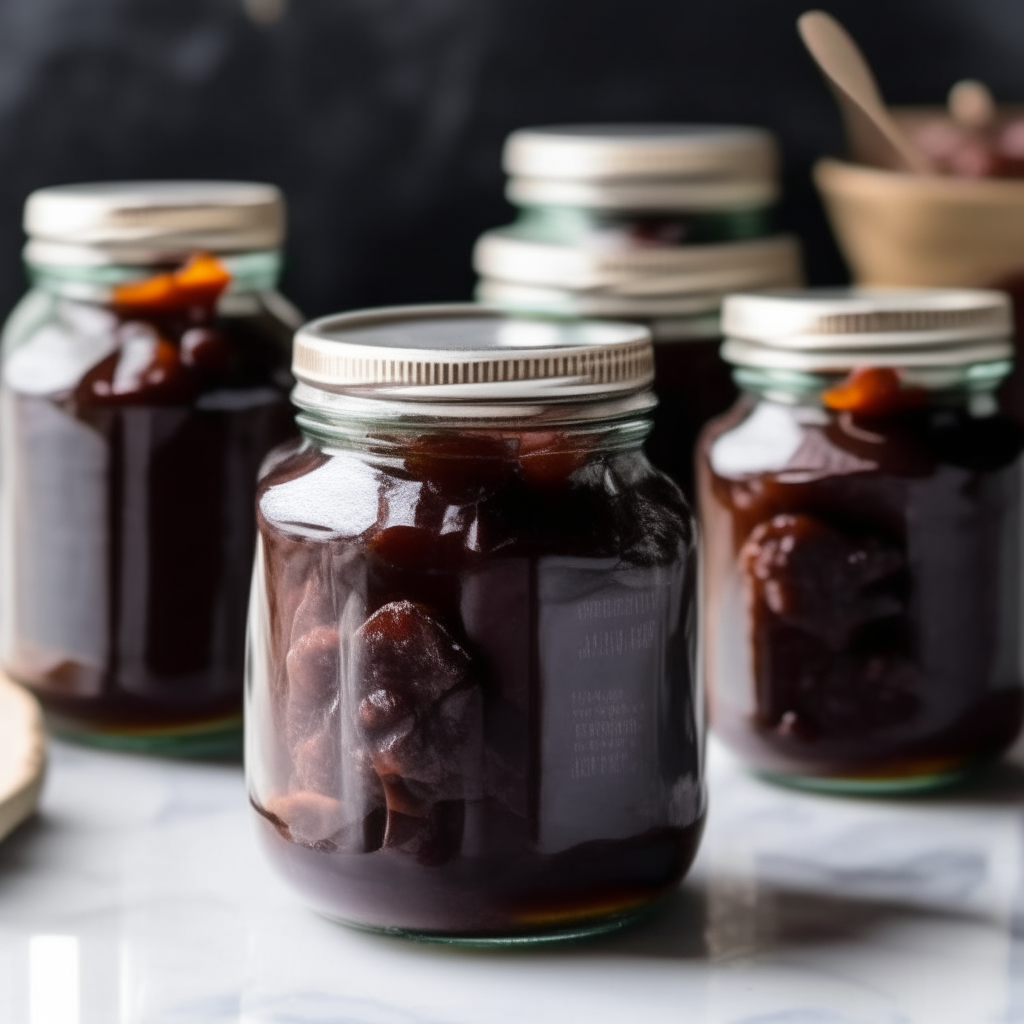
xmin=721 ymin=288 xmax=1014 ymax=372
xmin=23 ymin=180 xmax=285 ymax=266
xmin=506 ymin=175 xmax=779 ymax=213
xmin=503 ymin=125 xmax=778 ymax=182
xmin=473 ymin=230 xmax=802 ymax=297
xmin=292 ymin=304 xmax=655 ymax=402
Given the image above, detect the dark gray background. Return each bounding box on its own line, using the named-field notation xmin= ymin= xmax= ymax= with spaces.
xmin=0 ymin=0 xmax=1021 ymax=319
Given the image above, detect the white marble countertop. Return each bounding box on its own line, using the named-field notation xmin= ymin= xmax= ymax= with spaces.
xmin=3 ymin=736 xmax=1024 ymax=1024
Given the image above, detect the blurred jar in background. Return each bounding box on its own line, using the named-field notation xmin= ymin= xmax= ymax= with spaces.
xmin=699 ymin=288 xmax=1023 ymax=792
xmin=474 ymin=125 xmax=803 ymax=498
xmin=0 ymin=182 xmax=299 ymax=754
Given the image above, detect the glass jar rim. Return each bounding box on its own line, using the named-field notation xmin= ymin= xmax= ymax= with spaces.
xmin=733 ymin=359 xmax=1013 ymax=400
xmin=24 ymin=249 xmax=283 ymax=301
xmin=291 ymin=380 xmax=659 ymax=436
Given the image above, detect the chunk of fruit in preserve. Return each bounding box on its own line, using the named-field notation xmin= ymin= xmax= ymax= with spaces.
xmin=354 ymin=601 xmax=478 ymax=809
xmin=822 ymin=367 xmax=926 ymax=417
xmin=112 ymin=253 xmax=232 ymax=313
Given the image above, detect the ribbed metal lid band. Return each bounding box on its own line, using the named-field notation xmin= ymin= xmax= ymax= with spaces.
xmin=295 ymin=339 xmax=654 ymax=390
xmin=722 ymin=289 xmax=1013 ymax=345
xmin=808 ymin=307 xmax=1009 ymax=337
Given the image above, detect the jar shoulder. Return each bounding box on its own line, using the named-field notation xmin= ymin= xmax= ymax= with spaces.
xmin=257 ymin=441 xmax=695 ymax=566
xmin=701 ymin=395 xmax=1023 ymax=484
xmin=1 ymin=288 xmax=296 ymax=405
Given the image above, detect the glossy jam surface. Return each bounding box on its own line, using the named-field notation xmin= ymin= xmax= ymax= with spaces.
xmin=699 ymin=394 xmax=1024 ymax=785
xmin=0 ymin=258 xmax=295 ymax=738
xmin=647 ymin=336 xmax=737 ymax=499
xmin=249 ymin=428 xmax=703 ymax=937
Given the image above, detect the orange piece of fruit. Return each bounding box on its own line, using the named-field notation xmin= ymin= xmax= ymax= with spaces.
xmin=113 ymin=252 xmax=232 ymax=313
xmin=822 ymin=366 xmax=926 ymax=417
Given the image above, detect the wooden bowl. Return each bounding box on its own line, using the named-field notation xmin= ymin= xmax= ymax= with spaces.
xmin=815 ymin=155 xmax=1024 ymax=288
xmin=0 ymin=674 xmax=46 ymax=843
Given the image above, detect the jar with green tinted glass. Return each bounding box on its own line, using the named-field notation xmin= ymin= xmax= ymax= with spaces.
xmin=0 ymin=181 xmax=299 ymax=754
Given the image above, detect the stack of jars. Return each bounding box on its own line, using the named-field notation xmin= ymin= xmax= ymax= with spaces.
xmin=473 ymin=125 xmax=804 ymax=496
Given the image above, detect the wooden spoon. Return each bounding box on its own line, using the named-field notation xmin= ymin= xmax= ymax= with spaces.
xmin=0 ymin=674 xmax=45 ymax=844
xmin=798 ymin=10 xmax=934 ymax=174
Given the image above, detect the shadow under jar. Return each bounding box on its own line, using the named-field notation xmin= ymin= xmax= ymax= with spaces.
xmin=0 ymin=182 xmax=299 ymax=755
xmin=247 ymin=307 xmax=705 ymax=942
xmin=699 ymin=288 xmax=1024 ymax=793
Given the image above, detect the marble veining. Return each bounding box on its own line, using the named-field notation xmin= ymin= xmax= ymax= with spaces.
xmin=2 ymin=737 xmax=1024 ymax=1023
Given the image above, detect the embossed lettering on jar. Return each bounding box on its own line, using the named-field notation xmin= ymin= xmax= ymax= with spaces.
xmin=247 ymin=307 xmax=705 ymax=942
xmin=699 ymin=288 xmax=1024 ymax=793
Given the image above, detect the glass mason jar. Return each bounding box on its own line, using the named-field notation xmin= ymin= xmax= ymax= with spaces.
xmin=247 ymin=306 xmax=705 ymax=942
xmin=699 ymin=289 xmax=1024 ymax=793
xmin=0 ymin=181 xmax=299 ymax=755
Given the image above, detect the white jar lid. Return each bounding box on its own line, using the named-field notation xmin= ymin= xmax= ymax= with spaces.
xmin=721 ymin=288 xmax=1014 ymax=371
xmin=473 ymin=230 xmax=803 ymax=296
xmin=24 ymin=180 xmax=285 ymax=266
xmin=506 ymin=175 xmax=778 ymax=212
xmin=292 ymin=304 xmax=654 ymax=402
xmin=503 ymin=125 xmax=778 ymax=182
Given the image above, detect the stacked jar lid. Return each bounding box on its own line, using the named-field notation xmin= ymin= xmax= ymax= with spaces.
xmin=473 ymin=125 xmax=804 ymax=341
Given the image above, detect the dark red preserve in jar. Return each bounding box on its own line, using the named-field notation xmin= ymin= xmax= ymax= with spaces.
xmin=645 ymin=315 xmax=739 ymax=498
xmin=699 ymin=288 xmax=1024 ymax=792
xmin=247 ymin=306 xmax=704 ymax=941
xmin=0 ymin=182 xmax=298 ymax=754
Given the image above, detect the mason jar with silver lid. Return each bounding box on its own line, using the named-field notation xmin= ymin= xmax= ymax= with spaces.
xmin=698 ymin=288 xmax=1022 ymax=793
xmin=474 ymin=124 xmax=803 ymax=498
xmin=0 ymin=180 xmax=300 ymax=754
xmin=246 ymin=305 xmax=705 ymax=942
xmin=502 ymin=124 xmax=780 ymax=247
